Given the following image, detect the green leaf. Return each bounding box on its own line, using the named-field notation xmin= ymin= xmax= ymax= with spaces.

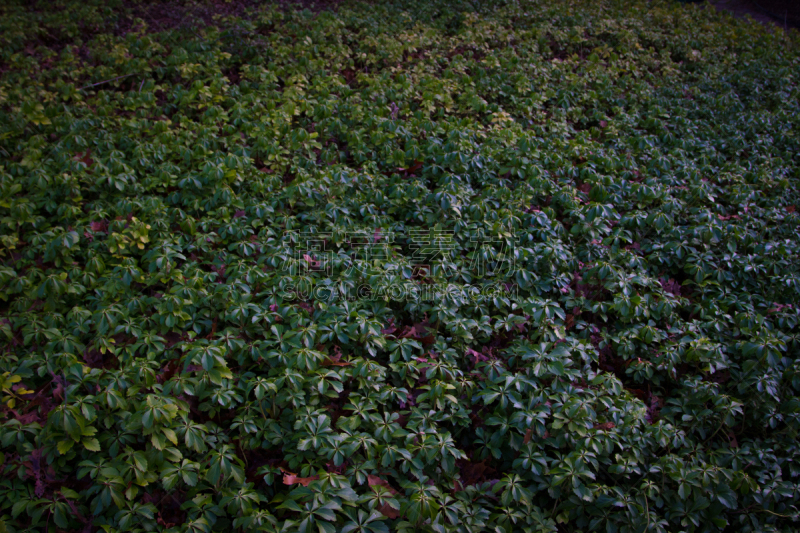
xmin=83 ymin=438 xmax=101 ymax=451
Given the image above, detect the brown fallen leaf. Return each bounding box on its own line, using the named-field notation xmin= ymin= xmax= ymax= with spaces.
xmin=523 ymin=427 xmax=533 ymax=444
xmin=322 ymin=354 xmax=352 ymax=367
xmin=459 ymin=459 xmax=490 ymax=487
xmin=368 ymin=475 xmax=391 ymax=489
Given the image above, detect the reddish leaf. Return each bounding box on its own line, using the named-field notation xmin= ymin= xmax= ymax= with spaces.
xmin=303 ymin=254 xmax=321 ymax=269
xmin=645 ymin=393 xmax=663 ymax=424
xmin=401 ymin=322 xmax=435 ymax=346
xmin=659 ymin=278 xmax=681 ymax=297
xmin=73 ymin=150 xmax=94 ymax=168
xmin=406 ymin=160 xmax=423 ymax=174
xmin=283 ymin=472 xmax=318 ymax=486
xmin=377 ymin=502 xmax=400 ymax=519
xmin=381 ymin=319 xmax=397 ymax=336
xmin=15 ymin=411 xmax=41 ymax=425
xmin=467 ymin=347 xmax=489 ymax=368
xmin=767 ymin=303 xmax=793 ymax=314
xmin=389 ymin=159 xmax=424 ymax=179
xmin=341 ymin=68 xmax=358 ymax=85
xmin=90 ymin=220 xmax=108 ymax=233
xmin=52 ymin=379 xmax=65 ymax=401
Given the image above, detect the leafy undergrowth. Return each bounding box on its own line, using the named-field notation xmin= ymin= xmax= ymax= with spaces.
xmin=1 ymin=0 xmax=800 ymax=531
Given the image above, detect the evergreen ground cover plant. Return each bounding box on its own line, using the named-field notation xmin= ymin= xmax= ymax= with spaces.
xmin=1 ymin=0 xmax=800 ymax=531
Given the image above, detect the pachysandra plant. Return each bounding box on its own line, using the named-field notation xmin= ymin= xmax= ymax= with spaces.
xmin=0 ymin=0 xmax=799 ymax=532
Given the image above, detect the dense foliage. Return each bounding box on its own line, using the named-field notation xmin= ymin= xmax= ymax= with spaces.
xmin=1 ymin=0 xmax=800 ymax=531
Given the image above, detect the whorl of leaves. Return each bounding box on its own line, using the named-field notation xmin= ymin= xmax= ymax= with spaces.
xmin=1 ymin=0 xmax=799 ymax=532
